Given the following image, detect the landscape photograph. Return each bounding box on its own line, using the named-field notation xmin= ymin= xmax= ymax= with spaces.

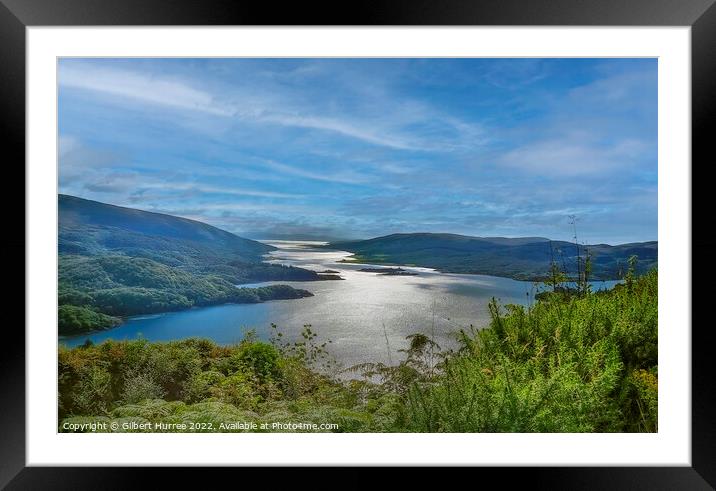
xmin=57 ymin=58 xmax=658 ymax=433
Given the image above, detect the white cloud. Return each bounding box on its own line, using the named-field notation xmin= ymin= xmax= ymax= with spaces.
xmin=59 ymin=63 xmax=487 ymax=153
xmin=139 ymin=182 xmax=303 ymax=199
xmin=568 ymin=68 xmax=656 ymax=106
xmin=498 ymin=138 xmax=651 ymax=177
xmin=58 ymin=134 xmax=122 ymax=181
xmin=59 ymin=64 xmax=420 ymax=150
xmin=58 ymin=135 xmax=79 ymax=157
xmin=59 ymin=64 xmax=234 ymax=116
xmin=260 ymin=113 xmax=420 ymax=151
xmin=161 ymin=202 xmax=320 ymax=215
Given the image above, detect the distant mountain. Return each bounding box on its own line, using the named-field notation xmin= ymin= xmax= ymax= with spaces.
xmin=58 ymin=195 xmax=319 ymax=334
xmin=59 ymin=194 xmax=322 ymax=282
xmin=59 ymin=194 xmax=272 ymax=263
xmin=329 ymin=233 xmax=657 ymax=281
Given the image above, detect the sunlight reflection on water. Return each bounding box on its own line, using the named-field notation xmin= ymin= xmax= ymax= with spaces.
xmin=60 ymin=241 xmax=620 ymax=367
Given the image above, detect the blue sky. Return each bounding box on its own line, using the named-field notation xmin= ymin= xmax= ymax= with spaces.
xmin=58 ymin=58 xmax=657 ymax=244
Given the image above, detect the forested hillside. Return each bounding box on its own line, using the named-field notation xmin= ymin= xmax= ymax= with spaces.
xmin=58 ymin=195 xmax=317 ymax=334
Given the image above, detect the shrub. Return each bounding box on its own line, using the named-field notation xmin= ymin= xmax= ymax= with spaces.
xmin=121 ymin=370 xmax=166 ymax=404
xmin=210 ymin=371 xmax=262 ymax=409
xmin=71 ymin=365 xmax=113 ymax=415
xmin=235 ymin=342 xmax=281 ymax=380
xmin=184 ymin=370 xmax=225 ymax=403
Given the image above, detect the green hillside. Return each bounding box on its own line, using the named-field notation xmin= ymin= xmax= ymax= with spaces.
xmin=59 ymin=194 xmax=320 ymax=283
xmin=330 ymin=233 xmax=657 ymax=281
xmin=58 ymin=195 xmax=318 ymax=334
xmin=60 ymin=193 xmax=271 ymax=258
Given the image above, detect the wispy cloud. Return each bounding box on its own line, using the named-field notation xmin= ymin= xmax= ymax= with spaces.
xmin=59 ymin=62 xmax=487 ymax=153
xmin=260 ymin=113 xmax=419 ymax=151
xmin=483 ymin=59 xmax=550 ymax=90
xmin=59 ymin=63 xmax=422 ymax=150
xmin=59 ymin=135 xmax=79 ymax=156
xmin=58 ymin=58 xmax=658 ymax=243
xmin=498 ymin=138 xmax=650 ymax=176
xmin=83 ymin=172 xmax=141 ymax=194
xmin=59 ymin=64 xmax=233 ymax=116
xmin=161 ymin=202 xmax=318 ymax=214
xmin=139 ymin=182 xmax=303 ymax=199
xmin=261 ymin=159 xmax=370 ymax=185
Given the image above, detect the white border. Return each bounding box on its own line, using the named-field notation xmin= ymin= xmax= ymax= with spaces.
xmin=27 ymin=27 xmax=690 ymax=466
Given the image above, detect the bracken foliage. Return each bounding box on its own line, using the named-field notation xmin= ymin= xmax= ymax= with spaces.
xmin=401 ymin=268 xmax=657 ymax=432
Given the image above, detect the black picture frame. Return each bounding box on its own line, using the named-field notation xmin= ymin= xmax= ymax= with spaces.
xmin=3 ymin=0 xmax=714 ymax=486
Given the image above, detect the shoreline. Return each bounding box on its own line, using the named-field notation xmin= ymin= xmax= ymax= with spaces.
xmin=59 ymin=284 xmax=314 ymax=342
xmin=59 ymin=245 xmax=626 ymax=346
xmin=336 ymin=254 xmax=625 ymax=283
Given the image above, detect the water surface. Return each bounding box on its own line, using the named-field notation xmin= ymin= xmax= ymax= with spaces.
xmin=60 ymin=241 xmax=620 ymax=366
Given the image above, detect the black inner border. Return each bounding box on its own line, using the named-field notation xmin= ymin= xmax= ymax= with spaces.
xmin=2 ymin=0 xmax=714 ymax=487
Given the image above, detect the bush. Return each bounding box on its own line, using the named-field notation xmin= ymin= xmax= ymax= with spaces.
xmin=235 ymin=342 xmax=281 ymax=380
xmin=184 ymin=370 xmax=225 ymax=403
xmin=210 ymin=372 xmax=262 ymax=409
xmin=121 ymin=370 xmax=167 ymax=404
xmin=71 ymin=365 xmax=113 ymax=415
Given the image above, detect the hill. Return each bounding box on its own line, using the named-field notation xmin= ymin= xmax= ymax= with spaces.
xmin=58 ymin=195 xmax=318 ymax=334
xmin=59 ymin=194 xmax=270 ymax=261
xmin=330 ymin=233 xmax=657 ymax=281
xmin=59 ymin=194 xmax=321 ymax=283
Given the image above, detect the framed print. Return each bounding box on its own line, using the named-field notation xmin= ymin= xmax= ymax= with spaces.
xmin=4 ymin=0 xmax=715 ymax=486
